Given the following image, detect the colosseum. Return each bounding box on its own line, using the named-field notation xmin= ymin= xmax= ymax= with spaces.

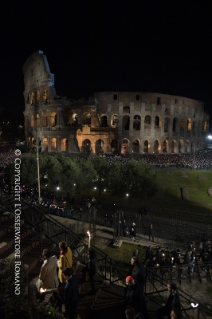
xmin=23 ymin=51 xmax=209 ymax=155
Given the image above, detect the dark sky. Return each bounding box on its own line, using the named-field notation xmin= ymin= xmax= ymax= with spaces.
xmin=0 ymin=1 xmax=211 ymax=122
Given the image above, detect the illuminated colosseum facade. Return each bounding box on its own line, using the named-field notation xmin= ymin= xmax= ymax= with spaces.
xmin=23 ymin=51 xmax=209 ymax=155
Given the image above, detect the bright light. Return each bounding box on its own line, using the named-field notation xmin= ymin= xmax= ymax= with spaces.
xmin=87 ymin=231 xmax=90 ymax=236
xmin=45 ymin=184 xmax=47 ymax=187
xmin=74 ymin=183 xmax=76 ymax=186
xmin=191 ymin=303 xmax=199 ymax=308
xmin=207 ymin=135 xmax=212 ymax=140
xmin=126 ymin=194 xmax=129 ymax=197
xmin=94 ymin=187 xmax=97 ymax=190
xmin=104 ymin=189 xmax=106 ymax=192
xmin=56 ymin=187 xmax=60 ymax=190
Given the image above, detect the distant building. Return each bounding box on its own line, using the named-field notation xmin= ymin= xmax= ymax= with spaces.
xmin=23 ymin=51 xmax=209 ymax=154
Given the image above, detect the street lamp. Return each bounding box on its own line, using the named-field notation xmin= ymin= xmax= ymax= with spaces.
xmin=87 ymin=231 xmax=90 ymax=248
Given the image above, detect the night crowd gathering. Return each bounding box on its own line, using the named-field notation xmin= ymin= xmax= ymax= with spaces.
xmin=0 ymin=146 xmax=212 ymax=319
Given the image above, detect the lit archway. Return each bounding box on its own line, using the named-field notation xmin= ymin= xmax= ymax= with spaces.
xmin=51 ymin=138 xmax=57 ymax=152
xmin=82 ymin=139 xmax=91 ymax=153
xmin=132 ymin=139 xmax=140 ymax=153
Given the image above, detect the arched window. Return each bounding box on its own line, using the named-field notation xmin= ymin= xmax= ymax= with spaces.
xmin=179 ymin=140 xmax=184 ymax=153
xmin=173 ymin=118 xmax=177 ymax=132
xmin=155 ymin=116 xmax=160 ymax=128
xmin=185 ymin=140 xmax=190 ymax=153
xmin=36 ymin=114 xmax=40 ymax=127
xmin=82 ymin=139 xmax=91 ymax=153
xmin=51 ymin=112 xmax=57 ymax=127
xmin=133 ymin=115 xmax=141 ymax=130
xmin=171 ymin=140 xmax=177 ymax=153
xmin=61 ymin=138 xmax=68 ymax=152
xmin=111 ymin=114 xmax=119 ymax=128
xmin=144 ymin=140 xmax=149 ymax=153
xmin=36 ymin=90 xmax=40 ymax=103
xmin=162 ymin=140 xmax=169 ymax=153
xmin=83 ymin=113 xmax=91 ymax=125
xmin=42 ymin=111 xmax=47 ymax=127
xmin=51 ymin=138 xmax=57 ymax=152
xmin=121 ymin=139 xmax=129 ymax=154
xmin=164 ymin=117 xmax=169 ymax=132
xmin=144 ymin=115 xmax=151 ymax=125
xmin=180 ymin=118 xmax=185 ymax=132
xmin=132 ymin=139 xmax=140 ymax=153
xmin=95 ymin=139 xmax=104 ymax=154
xmin=187 ymin=118 xmax=192 ymax=131
xmin=111 ymin=139 xmax=119 ymax=153
xmin=122 ymin=116 xmax=130 ymax=130
xmin=42 ymin=89 xmax=48 ymax=103
xmin=31 ymin=115 xmax=34 ymax=127
xmin=43 ymin=138 xmax=48 ymax=152
xmin=154 ymin=140 xmax=160 ymax=153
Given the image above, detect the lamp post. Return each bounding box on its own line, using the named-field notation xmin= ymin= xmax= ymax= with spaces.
xmin=35 ymin=91 xmax=41 ymax=204
xmin=87 ymin=231 xmax=90 ymax=248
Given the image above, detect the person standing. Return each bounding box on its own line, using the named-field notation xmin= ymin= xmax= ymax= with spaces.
xmin=157 ymin=283 xmax=181 ymax=319
xmin=36 ymin=249 xmax=59 ymax=299
xmin=82 ymin=249 xmax=98 ymax=294
xmin=130 ymin=223 xmax=136 ymax=241
xmin=79 ymin=207 xmax=83 ymax=219
xmin=144 ymin=245 xmax=153 ymax=265
xmin=149 ymin=224 xmax=154 ymax=242
xmin=105 ymin=214 xmax=108 ymax=226
xmin=58 ymin=241 xmax=73 ymax=286
xmin=131 ymin=256 xmax=145 ymax=295
xmin=54 ymin=267 xmax=79 ymax=319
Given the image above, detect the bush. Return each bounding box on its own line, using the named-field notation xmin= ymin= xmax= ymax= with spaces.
xmin=0 ymin=258 xmax=64 ymax=319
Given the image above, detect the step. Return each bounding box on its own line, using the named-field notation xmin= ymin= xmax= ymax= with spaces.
xmin=0 ymin=224 xmax=31 ymax=254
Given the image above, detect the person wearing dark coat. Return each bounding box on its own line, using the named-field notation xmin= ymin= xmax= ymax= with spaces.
xmin=82 ymin=249 xmax=98 ymax=294
xmin=157 ymin=283 xmax=181 ymax=319
xmin=131 ymin=256 xmax=145 ymax=294
xmin=125 ymin=276 xmax=149 ymax=319
xmin=144 ymin=245 xmax=153 ymax=264
xmin=130 ymin=223 xmax=136 ymax=240
xmin=172 ymin=249 xmax=181 ymax=265
xmin=156 ymin=247 xmax=162 ymax=266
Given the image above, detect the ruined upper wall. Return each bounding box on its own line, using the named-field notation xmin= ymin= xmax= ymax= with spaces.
xmin=23 ymin=50 xmax=56 ymax=100
xmin=94 ymin=91 xmax=204 ymax=112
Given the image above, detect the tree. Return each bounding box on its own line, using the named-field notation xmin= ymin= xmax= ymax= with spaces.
xmin=75 ymin=158 xmax=96 ymax=192
xmin=57 ymin=155 xmax=80 ymax=191
xmin=107 ymin=160 xmax=125 ymax=195
xmin=20 ymin=155 xmax=37 ymax=185
xmin=92 ymin=157 xmax=110 ymax=194
xmin=121 ymin=160 xmax=157 ymax=201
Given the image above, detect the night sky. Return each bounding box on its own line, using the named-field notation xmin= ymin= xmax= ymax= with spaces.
xmin=0 ymin=1 xmax=211 ymax=125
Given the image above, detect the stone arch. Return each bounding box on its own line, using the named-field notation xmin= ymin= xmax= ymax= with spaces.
xmin=111 ymin=114 xmax=119 ymax=128
xmin=36 ymin=90 xmax=40 ymax=103
xmin=72 ymin=113 xmax=78 ymax=126
xmin=132 ymin=139 xmax=140 ymax=153
xmin=61 ymin=138 xmax=68 ymax=152
xmin=82 ymin=139 xmax=91 ymax=153
xmin=144 ymin=140 xmax=150 ymax=153
xmin=171 ymin=140 xmax=177 ymax=153
xmin=95 ymin=139 xmax=104 ymax=154
xmin=155 ymin=116 xmax=161 ymax=128
xmin=187 ymin=118 xmax=192 ymax=131
xmin=180 ymin=118 xmax=185 ymax=132
xmin=185 ymin=140 xmax=190 ymax=153
xmin=121 ymin=138 xmax=129 ymax=154
xmin=122 ymin=115 xmax=130 ymax=130
xmin=173 ymin=117 xmax=178 ymax=132
xmin=133 ymin=115 xmax=141 ymax=130
xmin=31 ymin=115 xmax=34 ymax=127
xmin=203 ymin=121 xmax=208 ymax=131
xmin=42 ymin=111 xmax=47 ymax=127
xmin=123 ymin=106 xmax=130 ymax=113
xmin=83 ymin=113 xmax=91 ymax=125
xmin=164 ymin=117 xmax=170 ymax=132
xmin=154 ymin=140 xmax=160 ymax=153
xmin=51 ymin=112 xmax=57 ymax=127
xmin=111 ymin=139 xmax=119 ymax=153
xmin=100 ymin=115 xmax=108 ymax=127
xmin=42 ymin=88 xmax=48 ymax=103
xmin=30 ymin=91 xmax=35 ymax=105
xmin=36 ymin=114 xmax=40 ymax=127
xmin=144 ymin=115 xmax=151 ymax=125
xmin=162 ymin=139 xmax=169 ymax=153
xmin=51 ymin=138 xmax=57 ymax=152
xmin=42 ymin=138 xmax=48 ymax=152
xmin=179 ymin=140 xmax=184 ymax=153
